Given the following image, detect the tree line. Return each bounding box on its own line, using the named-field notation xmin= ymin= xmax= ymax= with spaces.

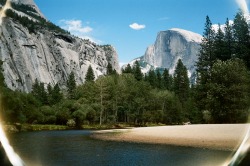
xmin=0 ymin=61 xmax=195 ymax=127
xmin=195 ymin=11 xmax=250 ymax=123
xmin=0 ymin=11 xmax=249 ymax=127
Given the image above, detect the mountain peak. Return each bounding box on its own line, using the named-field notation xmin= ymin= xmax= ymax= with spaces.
xmin=169 ymin=28 xmax=202 ymax=43
xmin=10 ymin=0 xmax=45 ymax=18
xmin=0 ymin=0 xmax=120 ymax=92
xmin=125 ymin=28 xmax=201 ymax=81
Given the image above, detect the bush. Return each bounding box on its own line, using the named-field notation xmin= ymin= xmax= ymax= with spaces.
xmin=72 ymin=110 xmax=85 ymax=128
xmin=86 ymin=109 xmax=96 ymax=124
xmin=56 ymin=108 xmax=71 ymax=125
xmin=66 ymin=119 xmax=76 ymax=127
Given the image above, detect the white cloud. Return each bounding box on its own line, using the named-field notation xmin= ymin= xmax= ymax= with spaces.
xmin=129 ymin=23 xmax=146 ymax=30
xmin=59 ymin=19 xmax=101 ymax=43
xmin=60 ymin=19 xmax=93 ymax=33
xmin=235 ymin=0 xmax=249 ymax=14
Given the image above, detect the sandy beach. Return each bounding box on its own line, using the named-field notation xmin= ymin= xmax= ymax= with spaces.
xmin=92 ymin=124 xmax=250 ymax=151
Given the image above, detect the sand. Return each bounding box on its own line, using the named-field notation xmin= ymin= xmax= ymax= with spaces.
xmin=92 ymin=124 xmax=250 ymax=151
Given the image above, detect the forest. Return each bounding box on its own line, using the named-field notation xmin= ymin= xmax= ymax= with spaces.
xmin=0 ymin=11 xmax=250 ymax=128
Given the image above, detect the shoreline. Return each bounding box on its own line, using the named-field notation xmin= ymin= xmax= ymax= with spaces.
xmin=91 ymin=124 xmax=250 ymax=151
xmin=2 ymin=123 xmax=134 ymax=132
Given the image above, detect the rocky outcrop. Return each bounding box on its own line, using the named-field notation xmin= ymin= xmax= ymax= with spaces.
xmin=126 ymin=28 xmax=202 ymax=78
xmin=0 ymin=0 xmax=120 ymax=92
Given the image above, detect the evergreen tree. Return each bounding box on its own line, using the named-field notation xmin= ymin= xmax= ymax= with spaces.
xmin=106 ymin=62 xmax=113 ymax=75
xmin=173 ymin=59 xmax=190 ymax=104
xmin=162 ymin=69 xmax=172 ymax=90
xmin=47 ymin=83 xmax=63 ymax=105
xmin=224 ymin=18 xmax=233 ymax=60
xmin=31 ymin=79 xmax=40 ymax=100
xmin=47 ymin=83 xmax=53 ymax=105
xmin=67 ymin=72 xmax=76 ymax=99
xmin=214 ymin=24 xmax=226 ymax=61
xmin=31 ymin=79 xmax=48 ymax=105
xmin=195 ymin=16 xmax=216 ymax=111
xmin=133 ymin=60 xmax=143 ymax=81
xmin=196 ymin=16 xmax=216 ymax=84
xmin=147 ymin=69 xmax=156 ymax=88
xmin=209 ymin=59 xmax=250 ymax=123
xmin=52 ymin=83 xmax=63 ymax=102
xmin=122 ymin=64 xmax=133 ymax=74
xmin=40 ymin=82 xmax=48 ymax=105
xmin=85 ymin=65 xmax=95 ymax=82
xmin=232 ymin=11 xmax=250 ymax=69
xmin=156 ymin=69 xmax=163 ymax=89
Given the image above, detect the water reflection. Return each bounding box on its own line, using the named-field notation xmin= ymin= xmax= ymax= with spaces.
xmin=8 ymin=130 xmax=231 ymax=166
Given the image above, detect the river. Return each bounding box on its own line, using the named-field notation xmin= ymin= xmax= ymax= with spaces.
xmin=7 ymin=130 xmax=232 ymax=166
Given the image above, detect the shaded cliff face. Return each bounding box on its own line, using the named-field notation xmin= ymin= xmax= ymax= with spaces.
xmin=143 ymin=28 xmax=202 ymax=75
xmin=0 ymin=0 xmax=119 ymax=92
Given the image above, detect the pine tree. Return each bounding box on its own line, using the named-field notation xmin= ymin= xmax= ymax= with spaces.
xmin=47 ymin=83 xmax=53 ymax=105
xmin=156 ymin=69 xmax=163 ymax=89
xmin=209 ymin=59 xmax=250 ymax=123
xmin=232 ymin=11 xmax=250 ymax=69
xmin=52 ymin=83 xmax=63 ymax=102
xmin=122 ymin=64 xmax=133 ymax=74
xmin=224 ymin=18 xmax=233 ymax=60
xmin=31 ymin=79 xmax=48 ymax=105
xmin=31 ymin=79 xmax=40 ymax=102
xmin=40 ymin=84 xmax=47 ymax=104
xmin=195 ymin=16 xmax=216 ymax=111
xmin=47 ymin=83 xmax=63 ymax=105
xmin=214 ymin=24 xmax=226 ymax=61
xmin=147 ymin=69 xmax=156 ymax=87
xmin=162 ymin=69 xmax=172 ymax=90
xmin=67 ymin=72 xmax=76 ymax=99
xmin=106 ymin=62 xmax=113 ymax=75
xmin=173 ymin=59 xmax=189 ymax=104
xmin=85 ymin=65 xmax=95 ymax=82
xmin=196 ymin=15 xmax=216 ymax=85
xmin=133 ymin=60 xmax=143 ymax=81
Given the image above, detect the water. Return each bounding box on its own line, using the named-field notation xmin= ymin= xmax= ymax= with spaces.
xmin=7 ymin=130 xmax=232 ymax=166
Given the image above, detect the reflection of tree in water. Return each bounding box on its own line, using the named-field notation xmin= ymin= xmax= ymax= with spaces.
xmin=0 ymin=142 xmax=12 ymax=166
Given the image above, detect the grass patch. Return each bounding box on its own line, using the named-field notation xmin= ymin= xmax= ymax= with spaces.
xmin=21 ymin=124 xmax=69 ymax=131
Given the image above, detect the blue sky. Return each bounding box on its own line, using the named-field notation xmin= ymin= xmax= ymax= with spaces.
xmin=34 ymin=0 xmax=248 ymax=65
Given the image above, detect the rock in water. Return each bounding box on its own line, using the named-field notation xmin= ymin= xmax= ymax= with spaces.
xmin=0 ymin=0 xmax=120 ymax=92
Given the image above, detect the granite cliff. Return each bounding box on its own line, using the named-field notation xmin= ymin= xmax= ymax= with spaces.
xmin=0 ymin=0 xmax=119 ymax=92
xmin=125 ymin=28 xmax=202 ymax=78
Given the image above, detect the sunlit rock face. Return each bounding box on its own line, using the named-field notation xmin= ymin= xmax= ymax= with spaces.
xmin=0 ymin=0 xmax=120 ymax=92
xmin=126 ymin=28 xmax=202 ymax=79
xmin=144 ymin=28 xmax=202 ymax=75
xmin=9 ymin=0 xmax=44 ymax=18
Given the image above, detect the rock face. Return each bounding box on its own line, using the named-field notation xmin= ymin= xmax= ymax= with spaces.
xmin=126 ymin=28 xmax=202 ymax=77
xmin=0 ymin=0 xmax=119 ymax=92
xmin=9 ymin=0 xmax=44 ymax=18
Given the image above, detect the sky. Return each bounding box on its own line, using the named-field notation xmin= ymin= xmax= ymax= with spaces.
xmin=34 ymin=0 xmax=249 ymax=66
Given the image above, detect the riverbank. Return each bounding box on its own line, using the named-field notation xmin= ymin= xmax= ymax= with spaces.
xmin=3 ymin=124 xmax=69 ymax=132
xmin=2 ymin=123 xmax=134 ymax=132
xmin=92 ymin=124 xmax=250 ymax=151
